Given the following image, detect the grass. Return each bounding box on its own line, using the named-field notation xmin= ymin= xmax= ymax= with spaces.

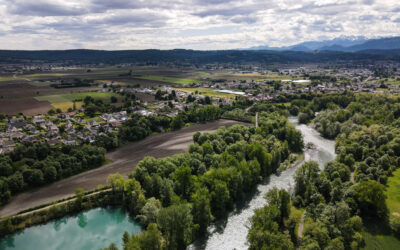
xmin=28 ymin=81 xmax=52 ymax=87
xmin=173 ymin=87 xmax=237 ymax=98
xmin=34 ymin=92 xmax=118 ymax=111
xmin=361 ymin=169 xmax=400 ymax=249
xmin=362 ymin=220 xmax=400 ymax=250
xmin=382 ymin=78 xmax=400 ymax=86
xmin=51 ymin=101 xmax=83 ymax=111
xmin=387 ymin=168 xmax=400 ymax=219
xmin=135 ymin=75 xmax=198 ymax=84
xmin=290 ymin=206 xmax=305 ymax=235
xmin=0 ymin=75 xmax=18 ymax=82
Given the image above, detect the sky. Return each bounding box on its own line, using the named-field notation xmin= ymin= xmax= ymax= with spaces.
xmin=0 ymin=0 xmax=399 ymax=50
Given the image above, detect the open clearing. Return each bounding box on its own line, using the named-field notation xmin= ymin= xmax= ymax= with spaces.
xmin=0 ymin=119 xmax=250 ymax=217
xmin=35 ymin=92 xmax=119 ymax=111
xmin=361 ymin=168 xmax=400 ymax=249
xmin=135 ymin=75 xmax=199 ymax=84
xmin=173 ymin=87 xmax=237 ymax=98
xmin=387 ymin=168 xmax=400 ymax=219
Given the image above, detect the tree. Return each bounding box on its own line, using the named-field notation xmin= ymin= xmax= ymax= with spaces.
xmin=247 ymin=205 xmax=294 ymax=250
xmin=294 ymin=161 xmax=320 ymax=201
xmin=107 ymin=173 xmax=125 ymax=193
xmin=138 ymin=223 xmax=164 ymax=250
xmin=171 ymin=116 xmax=184 ymax=130
xmin=110 ymin=96 xmax=118 ymax=103
xmin=136 ymin=198 xmax=162 ymax=226
xmin=173 ymin=165 xmax=193 ymax=199
xmin=355 ymin=180 xmax=388 ymax=219
xmin=75 ymin=187 xmax=85 ymax=208
xmin=157 ymin=203 xmax=193 ymax=250
xmin=48 ymin=109 xmax=56 ymax=115
xmin=191 ymin=187 xmax=213 ymax=234
xmin=265 ymin=188 xmax=291 ymax=225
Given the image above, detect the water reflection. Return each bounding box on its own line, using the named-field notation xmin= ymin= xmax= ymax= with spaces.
xmin=0 ymin=207 xmax=142 ymax=250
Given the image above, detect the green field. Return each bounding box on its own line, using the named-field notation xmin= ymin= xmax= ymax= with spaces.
xmin=387 ymin=168 xmax=400 ymax=218
xmin=361 ymin=169 xmax=400 ymax=249
xmin=173 ymin=87 xmax=237 ymax=98
xmin=135 ymin=75 xmax=199 ymax=84
xmin=35 ymin=92 xmax=119 ymax=111
xmin=362 ymin=221 xmax=400 ymax=250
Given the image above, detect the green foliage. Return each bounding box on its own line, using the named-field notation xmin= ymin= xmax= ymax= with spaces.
xmin=0 ymin=144 xmax=105 ymax=205
xmin=157 ymin=203 xmax=193 ymax=250
xmin=355 ymin=180 xmax=389 ymax=219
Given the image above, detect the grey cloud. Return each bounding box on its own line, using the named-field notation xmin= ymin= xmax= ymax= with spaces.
xmin=6 ymin=0 xmax=87 ymax=16
xmin=88 ymin=13 xmax=167 ymax=27
xmin=231 ymin=15 xmax=258 ymax=24
xmin=194 ymin=6 xmax=261 ymax=17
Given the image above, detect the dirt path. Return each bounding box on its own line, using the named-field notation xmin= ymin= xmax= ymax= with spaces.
xmin=0 ymin=119 xmax=249 ymax=217
xmin=297 ymin=211 xmax=307 ymax=249
xmin=13 ymin=189 xmax=111 ymax=219
xmin=350 ymin=166 xmax=357 ymax=182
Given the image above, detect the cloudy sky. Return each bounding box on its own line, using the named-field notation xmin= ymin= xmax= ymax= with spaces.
xmin=0 ymin=0 xmax=399 ymax=50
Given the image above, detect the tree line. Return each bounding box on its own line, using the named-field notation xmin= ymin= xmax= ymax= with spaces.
xmin=101 ymin=113 xmax=303 ymax=250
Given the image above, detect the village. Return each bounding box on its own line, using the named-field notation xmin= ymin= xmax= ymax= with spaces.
xmin=1 ymin=62 xmax=400 ymax=155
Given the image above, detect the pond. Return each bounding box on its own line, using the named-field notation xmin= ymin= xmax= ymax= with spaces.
xmin=0 ymin=207 xmax=142 ymax=250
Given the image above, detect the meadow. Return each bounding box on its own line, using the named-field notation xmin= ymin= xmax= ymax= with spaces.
xmin=173 ymin=87 xmax=237 ymax=98
xmin=35 ymin=92 xmax=119 ymax=111
xmin=134 ymin=75 xmax=199 ymax=84
xmin=361 ymin=168 xmax=400 ymax=249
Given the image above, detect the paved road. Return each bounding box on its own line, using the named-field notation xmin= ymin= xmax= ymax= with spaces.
xmin=0 ymin=119 xmax=248 ymax=217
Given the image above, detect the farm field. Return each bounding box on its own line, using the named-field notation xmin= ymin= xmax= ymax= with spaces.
xmin=35 ymin=92 xmax=119 ymax=111
xmin=0 ymin=98 xmax=52 ymax=116
xmin=173 ymin=87 xmax=237 ymax=98
xmin=135 ymin=75 xmax=199 ymax=84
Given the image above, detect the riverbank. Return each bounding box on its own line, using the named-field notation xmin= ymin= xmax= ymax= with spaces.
xmin=188 ymin=116 xmax=335 ymax=249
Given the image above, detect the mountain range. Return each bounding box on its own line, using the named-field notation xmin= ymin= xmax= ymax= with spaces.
xmin=247 ymin=36 xmax=400 ymax=52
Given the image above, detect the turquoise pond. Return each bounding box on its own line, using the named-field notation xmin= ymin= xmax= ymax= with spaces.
xmin=0 ymin=207 xmax=142 ymax=250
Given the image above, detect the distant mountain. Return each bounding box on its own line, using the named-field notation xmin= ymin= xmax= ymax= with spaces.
xmin=248 ymin=36 xmax=400 ymax=52
xmin=344 ymin=37 xmax=400 ymax=51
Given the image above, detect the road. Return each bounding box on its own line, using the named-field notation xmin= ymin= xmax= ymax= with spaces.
xmin=0 ymin=119 xmax=248 ymax=217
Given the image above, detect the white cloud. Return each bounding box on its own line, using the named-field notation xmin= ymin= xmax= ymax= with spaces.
xmin=0 ymin=0 xmax=399 ymax=49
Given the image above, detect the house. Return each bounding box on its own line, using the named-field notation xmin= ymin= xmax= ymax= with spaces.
xmin=47 ymin=139 xmax=60 ymax=146
xmin=88 ymin=120 xmax=99 ymax=127
xmin=49 ymin=125 xmax=59 ymax=133
xmin=7 ymin=121 xmax=26 ymax=131
xmin=63 ymin=137 xmax=76 ymax=146
xmin=10 ymin=132 xmax=24 ymax=139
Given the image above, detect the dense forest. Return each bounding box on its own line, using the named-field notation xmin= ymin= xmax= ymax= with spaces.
xmin=1 ymin=49 xmax=400 ymax=65
xmin=100 ymin=112 xmax=303 ymax=250
xmin=247 ymin=94 xmax=400 ymax=249
xmin=0 ymin=144 xmax=105 ymax=205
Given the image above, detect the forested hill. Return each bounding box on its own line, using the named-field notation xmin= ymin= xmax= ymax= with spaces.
xmin=0 ymin=49 xmax=400 ymax=64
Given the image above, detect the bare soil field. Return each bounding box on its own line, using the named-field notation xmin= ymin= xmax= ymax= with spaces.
xmin=0 ymin=82 xmax=102 ymax=115
xmin=0 ymin=98 xmax=52 ymax=116
xmin=0 ymin=119 xmax=250 ymax=217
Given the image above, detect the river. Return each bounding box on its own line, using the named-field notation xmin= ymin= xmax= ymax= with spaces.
xmin=0 ymin=117 xmax=335 ymax=250
xmin=0 ymin=207 xmax=142 ymax=250
xmin=189 ymin=116 xmax=336 ymax=250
